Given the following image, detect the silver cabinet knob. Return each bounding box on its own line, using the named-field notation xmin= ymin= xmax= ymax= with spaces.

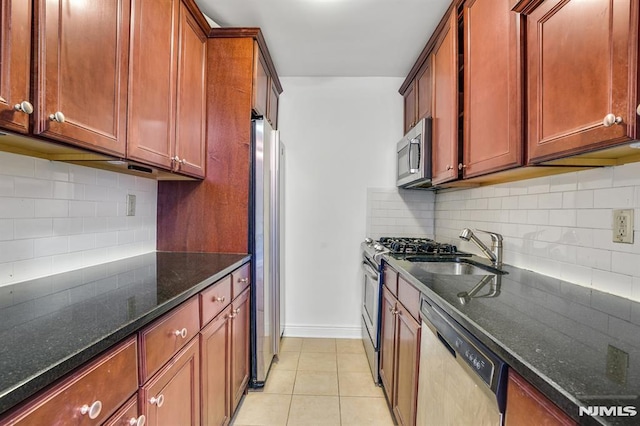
xmin=603 ymin=113 xmax=622 ymax=127
xmin=229 ymin=312 xmax=237 ymax=319
xmin=637 ymin=104 xmax=640 ymax=116
xmin=49 ymin=111 xmax=66 ymax=123
xmin=149 ymin=394 xmax=164 ymax=407
xmin=238 ymin=277 xmax=249 ymax=283
xmin=234 ymin=308 xmax=241 ymax=314
xmin=458 ymin=163 xmax=466 ymax=170
xmin=171 ymin=156 xmax=181 ymax=163
xmin=13 ymin=101 xmax=34 ymax=115
xmin=80 ymin=400 xmax=102 ymax=419
xmin=446 ymin=165 xmax=453 ymax=171
xmin=214 ymin=296 xmax=226 ymax=303
xmin=173 ymin=328 xmax=187 ymax=338
xmin=128 ymin=415 xmax=146 ymax=426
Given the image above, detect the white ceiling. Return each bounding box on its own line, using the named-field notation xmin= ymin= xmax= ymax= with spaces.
xmin=195 ymin=0 xmax=451 ymax=78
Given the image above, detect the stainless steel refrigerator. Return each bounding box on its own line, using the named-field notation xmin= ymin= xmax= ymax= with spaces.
xmin=250 ymin=118 xmax=285 ymax=387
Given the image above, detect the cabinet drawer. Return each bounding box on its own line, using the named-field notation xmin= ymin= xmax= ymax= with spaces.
xmin=139 ymin=297 xmax=200 ymax=383
xmin=232 ymin=263 xmax=251 ymax=299
xmin=383 ymin=264 xmax=399 ymax=296
xmin=103 ymin=395 xmax=141 ymax=426
xmin=398 ymin=275 xmax=420 ymax=321
xmin=2 ymin=337 xmax=137 ymax=425
xmin=200 ymin=275 xmax=232 ymax=327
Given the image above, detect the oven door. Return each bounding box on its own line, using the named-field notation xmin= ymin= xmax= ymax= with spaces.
xmin=361 ymin=258 xmax=380 ymax=343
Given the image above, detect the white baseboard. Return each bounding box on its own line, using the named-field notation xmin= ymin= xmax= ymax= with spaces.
xmin=283 ymin=324 xmax=361 ymax=339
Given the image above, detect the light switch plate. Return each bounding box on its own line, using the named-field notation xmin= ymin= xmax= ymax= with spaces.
xmin=612 ymin=209 xmax=633 ymax=243
xmin=126 ymin=194 xmax=136 ymax=217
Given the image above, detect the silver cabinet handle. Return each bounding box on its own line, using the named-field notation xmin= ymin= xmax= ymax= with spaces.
xmin=49 ymin=111 xmax=65 ymax=123
xmin=214 ymin=296 xmax=226 ymax=303
xmin=173 ymin=328 xmax=187 ymax=338
xmin=171 ymin=156 xmax=181 ymax=163
xmin=149 ymin=394 xmax=164 ymax=407
xmin=128 ymin=415 xmax=146 ymax=426
xmin=458 ymin=163 xmax=466 ymax=170
xmin=234 ymin=308 xmax=241 ymax=314
xmin=603 ymin=113 xmax=622 ymax=127
xmin=13 ymin=101 xmax=33 ymax=114
xmin=80 ymin=400 xmax=102 ymax=419
xmin=238 ymin=278 xmax=249 ymax=283
xmin=446 ymin=165 xmax=453 ymax=171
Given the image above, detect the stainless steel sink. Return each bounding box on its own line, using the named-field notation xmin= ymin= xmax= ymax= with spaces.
xmin=408 ymin=259 xmax=502 ymax=276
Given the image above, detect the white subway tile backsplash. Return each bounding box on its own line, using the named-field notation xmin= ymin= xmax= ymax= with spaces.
xmin=34 ymin=199 xmax=69 ymax=218
xmin=435 ymin=163 xmax=640 ymax=302
xmin=0 ymin=152 xmax=157 ymax=286
xmin=14 ymin=219 xmax=53 ymax=239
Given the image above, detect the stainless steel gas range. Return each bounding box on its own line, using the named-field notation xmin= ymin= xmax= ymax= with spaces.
xmin=360 ymin=236 xmax=469 ymax=384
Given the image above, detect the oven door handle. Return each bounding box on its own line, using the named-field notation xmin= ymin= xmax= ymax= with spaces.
xmin=362 ymin=261 xmax=379 ymax=279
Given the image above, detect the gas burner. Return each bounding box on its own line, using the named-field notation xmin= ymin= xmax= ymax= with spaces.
xmin=377 ymin=237 xmax=468 ymax=256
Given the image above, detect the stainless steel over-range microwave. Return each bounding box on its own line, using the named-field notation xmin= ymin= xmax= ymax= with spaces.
xmin=396 ymin=118 xmax=432 ymax=188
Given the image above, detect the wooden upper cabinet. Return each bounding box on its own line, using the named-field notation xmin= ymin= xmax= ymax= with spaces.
xmin=128 ymin=0 xmax=206 ymax=177
xmin=253 ymin=44 xmax=269 ymax=118
xmin=128 ymin=0 xmax=178 ymax=170
xmin=0 ymin=0 xmax=32 ymax=134
xmin=519 ymin=0 xmax=638 ymax=163
xmin=268 ymin=78 xmax=279 ymax=129
xmin=34 ymin=0 xmax=130 ymax=156
xmin=174 ymin=1 xmax=207 ymax=178
xmin=431 ymin=10 xmax=459 ymax=185
xmin=462 ymin=0 xmax=522 ymax=178
xmin=416 ymin=59 xmax=432 ymax=124
xmin=403 ymin=84 xmax=417 ymax=134
xmin=402 ymin=58 xmax=431 ymax=135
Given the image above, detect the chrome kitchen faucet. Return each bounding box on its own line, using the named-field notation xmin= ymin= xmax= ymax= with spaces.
xmin=459 ymin=228 xmax=503 ymax=268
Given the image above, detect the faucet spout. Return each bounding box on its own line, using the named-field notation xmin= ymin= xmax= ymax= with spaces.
xmin=459 ymin=228 xmax=503 ymax=268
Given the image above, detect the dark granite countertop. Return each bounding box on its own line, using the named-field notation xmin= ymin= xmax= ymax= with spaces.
xmin=0 ymin=251 xmax=250 ymax=416
xmin=384 ymin=255 xmax=640 ymax=426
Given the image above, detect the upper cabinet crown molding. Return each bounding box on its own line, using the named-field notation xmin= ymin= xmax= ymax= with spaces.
xmin=208 ymin=27 xmax=283 ymax=95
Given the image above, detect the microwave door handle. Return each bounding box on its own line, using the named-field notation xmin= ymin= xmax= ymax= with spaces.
xmin=408 ymin=138 xmax=420 ymax=173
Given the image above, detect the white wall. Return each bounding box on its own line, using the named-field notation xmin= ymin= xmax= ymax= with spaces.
xmin=435 ymin=164 xmax=640 ymax=302
xmin=278 ymin=77 xmax=403 ymax=337
xmin=0 ymin=151 xmax=157 ymax=286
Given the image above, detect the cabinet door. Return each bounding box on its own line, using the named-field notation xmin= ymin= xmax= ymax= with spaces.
xmin=0 ymin=0 xmax=31 ymax=134
xmin=403 ymin=83 xmax=416 ymax=134
xmin=525 ymin=0 xmax=636 ymax=163
xmin=505 ymin=370 xmax=576 ymax=426
xmin=141 ymin=337 xmax=200 ymax=426
xmin=416 ymin=58 xmax=432 ymax=122
xmin=2 ymin=337 xmax=138 ymax=425
xmin=267 ymin=79 xmax=279 ymax=129
xmin=230 ymin=288 xmax=250 ymax=414
xmin=200 ymin=306 xmax=232 ymax=426
xmin=463 ymin=0 xmax=522 ymax=177
xmin=128 ymin=0 xmax=179 ymax=169
xmin=174 ymin=2 xmax=206 ymax=178
xmin=253 ymin=44 xmax=269 ymax=118
xmin=431 ymin=11 xmax=459 ymax=185
xmin=393 ymin=305 xmax=421 ymax=426
xmin=34 ymin=0 xmax=130 ymax=156
xmin=379 ymin=286 xmax=397 ymax=400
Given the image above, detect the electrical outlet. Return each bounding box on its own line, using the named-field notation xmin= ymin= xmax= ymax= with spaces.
xmin=126 ymin=194 xmax=136 ymax=216
xmin=612 ymin=209 xmax=634 ymax=243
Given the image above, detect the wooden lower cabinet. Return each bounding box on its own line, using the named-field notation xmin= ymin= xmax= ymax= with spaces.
xmin=103 ymin=395 xmax=144 ymax=426
xmin=231 ymin=288 xmax=250 ymax=413
xmin=505 ymin=369 xmax=576 ymax=426
xmin=140 ymin=337 xmax=200 ymax=426
xmin=200 ymin=305 xmax=232 ymax=426
xmin=0 ymin=337 xmax=138 ymax=425
xmin=201 ymin=287 xmax=250 ymax=425
xmin=380 ymin=285 xmax=421 ymax=426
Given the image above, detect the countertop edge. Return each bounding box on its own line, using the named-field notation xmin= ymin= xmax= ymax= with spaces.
xmin=0 ymin=254 xmax=251 ymax=416
xmin=383 ymin=255 xmax=605 ymax=426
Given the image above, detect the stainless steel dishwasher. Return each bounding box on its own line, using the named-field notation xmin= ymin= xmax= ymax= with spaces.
xmin=417 ymin=294 xmax=507 ymax=425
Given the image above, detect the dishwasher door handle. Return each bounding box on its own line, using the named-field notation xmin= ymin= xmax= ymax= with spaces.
xmin=436 ymin=331 xmax=456 ymax=358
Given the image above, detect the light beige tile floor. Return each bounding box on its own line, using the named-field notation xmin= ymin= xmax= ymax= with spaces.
xmin=231 ymin=337 xmax=394 ymax=426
